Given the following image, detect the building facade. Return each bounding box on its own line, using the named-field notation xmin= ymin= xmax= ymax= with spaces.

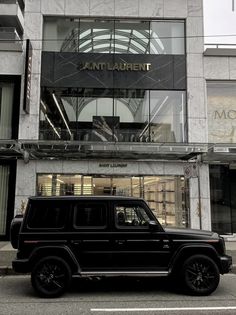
xmin=0 ymin=0 xmax=235 ymax=240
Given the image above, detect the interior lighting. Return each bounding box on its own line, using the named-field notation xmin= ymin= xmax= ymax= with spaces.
xmin=52 ymin=93 xmax=72 ymax=137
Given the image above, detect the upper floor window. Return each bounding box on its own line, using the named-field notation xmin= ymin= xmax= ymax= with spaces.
xmin=43 ymin=18 xmax=185 ymax=55
xmin=207 ymin=81 xmax=236 ymax=143
xmin=0 ymin=77 xmax=21 ymax=140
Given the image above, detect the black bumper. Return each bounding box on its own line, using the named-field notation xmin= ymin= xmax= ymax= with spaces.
xmin=12 ymin=259 xmax=30 ymax=273
xmin=219 ymin=255 xmax=232 ymax=274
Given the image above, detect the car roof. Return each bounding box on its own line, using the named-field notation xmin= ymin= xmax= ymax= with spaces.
xmin=29 ymin=195 xmax=144 ymax=201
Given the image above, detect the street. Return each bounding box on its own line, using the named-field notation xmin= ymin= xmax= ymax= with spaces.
xmin=0 ymin=274 xmax=236 ymax=315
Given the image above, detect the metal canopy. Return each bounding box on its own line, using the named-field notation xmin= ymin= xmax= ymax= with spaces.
xmin=0 ymin=140 xmax=208 ymax=162
xmin=3 ymin=140 xmax=236 ymax=163
xmin=202 ymin=144 xmax=236 ymax=163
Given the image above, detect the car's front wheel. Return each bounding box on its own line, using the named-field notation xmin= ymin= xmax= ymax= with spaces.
xmin=181 ymin=254 xmax=220 ymax=296
xmin=31 ymin=256 xmax=72 ymax=298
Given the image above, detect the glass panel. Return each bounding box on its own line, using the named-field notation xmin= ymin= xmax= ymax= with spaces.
xmin=0 ymin=165 xmax=9 ymax=235
xmin=0 ymin=83 xmax=14 ymax=139
xmin=115 ymin=204 xmax=151 ymax=227
xmin=43 ymin=18 xmax=185 ymax=55
xmin=43 ymin=18 xmax=79 ymax=52
xmin=37 ymin=174 xmax=53 ymax=196
xmin=131 ymin=176 xmax=142 ymax=197
xmin=93 ymin=177 xmax=112 ymax=195
xmin=210 ymin=165 xmax=232 ymax=234
xmin=207 ymin=81 xmax=236 ymax=143
xmin=83 ymin=176 xmax=93 ymax=195
xmin=150 ymin=21 xmax=185 ymax=54
xmin=114 ymin=20 xmax=150 ymax=54
xmin=112 ymin=177 xmax=132 ymax=196
xmin=74 ymin=202 xmax=106 ymax=227
xmin=79 ymin=19 xmax=115 ymax=53
xmin=40 ymin=88 xmax=186 ymax=143
xmin=144 ymin=176 xmax=187 ymax=227
xmin=150 ymin=90 xmax=186 ymax=143
xmin=27 ymin=201 xmax=67 ymax=229
xmin=114 ymin=89 xmax=149 ymax=142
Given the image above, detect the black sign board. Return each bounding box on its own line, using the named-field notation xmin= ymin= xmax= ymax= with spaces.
xmin=23 ymin=39 xmax=32 ymax=113
xmin=41 ymin=52 xmax=186 ymax=90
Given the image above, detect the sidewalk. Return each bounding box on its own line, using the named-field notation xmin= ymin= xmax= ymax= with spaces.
xmin=0 ymin=241 xmax=235 ymax=276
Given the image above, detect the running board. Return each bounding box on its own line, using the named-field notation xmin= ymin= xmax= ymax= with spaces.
xmin=78 ymin=271 xmax=169 ymax=277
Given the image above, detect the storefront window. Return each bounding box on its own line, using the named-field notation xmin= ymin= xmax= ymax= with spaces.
xmin=37 ymin=174 xmax=189 ymax=228
xmin=43 ymin=18 xmax=185 ymax=55
xmin=150 ymin=90 xmax=186 ymax=142
xmin=0 ymin=82 xmax=14 ymax=139
xmin=207 ymin=81 xmax=236 ymax=143
xmin=0 ymin=165 xmax=10 ymax=235
xmin=39 ymin=88 xmax=186 ymax=143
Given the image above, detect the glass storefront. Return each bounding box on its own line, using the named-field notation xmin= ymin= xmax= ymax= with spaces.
xmin=40 ymin=88 xmax=186 ymax=143
xmin=37 ymin=174 xmax=189 ymax=228
xmin=40 ymin=17 xmax=187 ymax=143
xmin=43 ymin=18 xmax=185 ymax=55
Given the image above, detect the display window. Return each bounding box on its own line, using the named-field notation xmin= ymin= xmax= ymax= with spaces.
xmin=37 ymin=174 xmax=189 ymax=228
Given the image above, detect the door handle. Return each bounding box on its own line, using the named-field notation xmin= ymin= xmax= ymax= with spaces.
xmin=71 ymin=240 xmax=82 ymax=245
xmin=115 ymin=240 xmax=126 ymax=245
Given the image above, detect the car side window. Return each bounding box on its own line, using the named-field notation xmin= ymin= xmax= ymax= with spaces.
xmin=27 ymin=201 xmax=67 ymax=229
xmin=74 ymin=202 xmax=106 ymax=228
xmin=115 ymin=203 xmax=151 ymax=228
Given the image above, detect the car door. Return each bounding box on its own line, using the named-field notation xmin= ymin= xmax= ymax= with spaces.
xmin=70 ymin=200 xmax=112 ymax=271
xmin=110 ymin=200 xmax=172 ymax=271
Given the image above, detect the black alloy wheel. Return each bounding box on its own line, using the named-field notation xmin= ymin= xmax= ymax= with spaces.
xmin=31 ymin=256 xmax=72 ymax=298
xmin=181 ymin=254 xmax=220 ymax=296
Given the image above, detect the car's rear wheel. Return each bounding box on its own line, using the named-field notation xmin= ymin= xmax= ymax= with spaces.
xmin=31 ymin=256 xmax=71 ymax=298
xmin=181 ymin=254 xmax=220 ymax=295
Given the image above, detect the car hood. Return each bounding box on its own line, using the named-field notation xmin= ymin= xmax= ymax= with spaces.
xmin=164 ymin=227 xmax=219 ymax=239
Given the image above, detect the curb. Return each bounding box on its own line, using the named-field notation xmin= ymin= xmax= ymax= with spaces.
xmin=1 ymin=266 xmax=236 ymax=276
xmin=0 ymin=266 xmax=18 ymax=276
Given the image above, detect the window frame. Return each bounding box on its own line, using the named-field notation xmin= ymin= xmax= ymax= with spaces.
xmin=113 ymin=201 xmax=158 ymax=231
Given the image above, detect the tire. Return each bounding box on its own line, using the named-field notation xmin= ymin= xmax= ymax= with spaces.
xmin=31 ymin=256 xmax=72 ymax=298
xmin=181 ymin=254 xmax=220 ymax=296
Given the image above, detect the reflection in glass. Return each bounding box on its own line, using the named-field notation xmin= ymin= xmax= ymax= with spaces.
xmin=43 ymin=17 xmax=185 ymax=55
xmin=40 ymin=88 xmax=186 ymax=143
xmin=37 ymin=174 xmax=189 ymax=228
xmin=207 ymin=81 xmax=236 ymax=143
xmin=150 ymin=90 xmax=186 ymax=143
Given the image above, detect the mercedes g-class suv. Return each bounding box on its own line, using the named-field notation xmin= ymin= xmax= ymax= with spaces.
xmin=10 ymin=196 xmax=232 ymax=298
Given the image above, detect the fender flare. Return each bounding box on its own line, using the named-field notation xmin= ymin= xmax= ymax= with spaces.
xmin=169 ymin=243 xmax=220 ymax=273
xmin=29 ymin=245 xmax=80 ymax=274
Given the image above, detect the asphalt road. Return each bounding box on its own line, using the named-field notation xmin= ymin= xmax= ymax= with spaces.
xmin=1 ymin=274 xmax=236 ymax=315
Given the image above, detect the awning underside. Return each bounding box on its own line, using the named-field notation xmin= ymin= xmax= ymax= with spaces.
xmin=0 ymin=140 xmax=208 ymax=162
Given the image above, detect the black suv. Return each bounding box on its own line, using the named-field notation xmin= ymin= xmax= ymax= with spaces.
xmin=11 ymin=196 xmax=232 ymax=298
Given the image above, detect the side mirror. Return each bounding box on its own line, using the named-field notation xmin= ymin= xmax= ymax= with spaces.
xmin=149 ymin=220 xmax=159 ymax=232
